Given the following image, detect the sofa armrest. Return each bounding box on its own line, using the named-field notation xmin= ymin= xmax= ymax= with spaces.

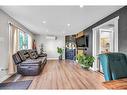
xmin=38 ymin=53 xmax=47 ymax=57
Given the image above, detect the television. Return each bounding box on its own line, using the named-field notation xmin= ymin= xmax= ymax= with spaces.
xmin=76 ymin=35 xmax=89 ymax=47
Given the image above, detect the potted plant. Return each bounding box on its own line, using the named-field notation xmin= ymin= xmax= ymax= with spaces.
xmin=76 ymin=54 xmax=95 ymax=70
xmin=57 ymin=47 xmax=64 ymax=60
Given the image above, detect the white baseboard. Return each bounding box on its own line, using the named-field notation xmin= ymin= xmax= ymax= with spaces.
xmin=47 ymin=58 xmax=58 ymax=60
xmin=47 ymin=58 xmax=65 ymax=60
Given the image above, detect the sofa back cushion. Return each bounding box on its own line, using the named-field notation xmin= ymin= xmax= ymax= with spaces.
xmin=108 ymin=53 xmax=127 ymax=80
xmin=28 ymin=50 xmax=38 ymax=59
xmin=99 ymin=54 xmax=112 ymax=81
xmin=17 ymin=50 xmax=27 ymax=61
xmin=34 ymin=50 xmax=39 ymax=56
xmin=12 ymin=53 xmax=22 ymax=65
xmin=99 ymin=53 xmax=127 ymax=81
xmin=23 ymin=50 xmax=30 ymax=58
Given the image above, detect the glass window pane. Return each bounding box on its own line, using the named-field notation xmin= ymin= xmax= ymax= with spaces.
xmin=18 ymin=30 xmax=31 ymax=50
xmin=19 ymin=31 xmax=23 ymax=50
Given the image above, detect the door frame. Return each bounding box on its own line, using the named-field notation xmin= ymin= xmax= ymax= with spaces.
xmin=92 ymin=16 xmax=119 ymax=71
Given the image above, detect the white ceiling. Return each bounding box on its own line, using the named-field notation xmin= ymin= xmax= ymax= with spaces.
xmin=0 ymin=6 xmax=122 ymax=36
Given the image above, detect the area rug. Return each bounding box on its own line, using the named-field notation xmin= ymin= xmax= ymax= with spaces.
xmin=0 ymin=80 xmax=32 ymax=90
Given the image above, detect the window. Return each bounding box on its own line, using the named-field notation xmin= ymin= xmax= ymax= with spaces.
xmin=18 ymin=29 xmax=32 ymax=50
xmin=9 ymin=23 xmax=32 ymax=51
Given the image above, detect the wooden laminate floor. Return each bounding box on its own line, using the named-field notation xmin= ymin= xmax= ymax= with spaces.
xmin=5 ymin=60 xmax=106 ymax=89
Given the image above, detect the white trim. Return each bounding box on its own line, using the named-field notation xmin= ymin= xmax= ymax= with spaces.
xmin=114 ymin=17 xmax=119 ymax=52
xmin=99 ymin=28 xmax=114 ymax=32
xmin=47 ymin=58 xmax=58 ymax=60
xmin=92 ymin=16 xmax=119 ymax=71
xmin=47 ymin=58 xmax=65 ymax=60
xmin=92 ymin=16 xmax=119 ymax=30
xmin=92 ymin=28 xmax=97 ymax=71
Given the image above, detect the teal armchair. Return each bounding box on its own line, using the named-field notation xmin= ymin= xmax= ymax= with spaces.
xmin=98 ymin=53 xmax=127 ymax=81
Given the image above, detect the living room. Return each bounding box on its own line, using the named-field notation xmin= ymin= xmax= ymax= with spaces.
xmin=0 ymin=1 xmax=127 ymax=94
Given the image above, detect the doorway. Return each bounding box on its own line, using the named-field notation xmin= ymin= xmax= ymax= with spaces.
xmin=92 ymin=16 xmax=119 ymax=72
xmin=99 ymin=28 xmax=114 ymax=72
xmin=99 ymin=29 xmax=113 ymax=54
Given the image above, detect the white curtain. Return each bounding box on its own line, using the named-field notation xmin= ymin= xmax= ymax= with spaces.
xmin=28 ymin=34 xmax=32 ymax=49
xmin=8 ymin=24 xmax=19 ymax=74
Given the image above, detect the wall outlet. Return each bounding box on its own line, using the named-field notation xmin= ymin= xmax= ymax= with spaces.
xmin=0 ymin=68 xmax=8 ymax=71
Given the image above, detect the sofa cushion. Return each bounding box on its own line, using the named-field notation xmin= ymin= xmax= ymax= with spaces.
xmin=108 ymin=53 xmax=127 ymax=80
xmin=24 ymin=53 xmax=30 ymax=58
xmin=21 ymin=59 xmax=42 ymax=66
xmin=12 ymin=53 xmax=22 ymax=65
xmin=99 ymin=53 xmax=127 ymax=81
xmin=28 ymin=50 xmax=38 ymax=59
xmin=34 ymin=50 xmax=39 ymax=56
xmin=24 ymin=50 xmax=30 ymax=58
xmin=17 ymin=50 xmax=27 ymax=61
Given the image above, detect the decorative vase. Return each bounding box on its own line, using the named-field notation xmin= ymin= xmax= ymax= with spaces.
xmin=80 ymin=64 xmax=89 ymax=70
xmin=59 ymin=55 xmax=62 ymax=60
xmin=82 ymin=66 xmax=89 ymax=70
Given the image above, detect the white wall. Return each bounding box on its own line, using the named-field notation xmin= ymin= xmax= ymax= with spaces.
xmin=35 ymin=35 xmax=65 ymax=60
xmin=0 ymin=9 xmax=34 ymax=82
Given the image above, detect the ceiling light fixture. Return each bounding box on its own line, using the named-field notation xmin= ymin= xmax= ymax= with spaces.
xmin=46 ymin=35 xmax=57 ymax=40
xmin=42 ymin=21 xmax=46 ymax=24
xmin=67 ymin=24 xmax=71 ymax=27
xmin=80 ymin=5 xmax=84 ymax=8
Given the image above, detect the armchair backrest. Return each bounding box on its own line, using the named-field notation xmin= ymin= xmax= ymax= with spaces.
xmin=98 ymin=53 xmax=127 ymax=81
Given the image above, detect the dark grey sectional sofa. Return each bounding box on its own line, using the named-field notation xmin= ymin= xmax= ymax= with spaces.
xmin=12 ymin=49 xmax=47 ymax=76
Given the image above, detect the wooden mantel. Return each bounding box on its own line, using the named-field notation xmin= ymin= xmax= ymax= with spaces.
xmin=76 ymin=31 xmax=85 ymax=39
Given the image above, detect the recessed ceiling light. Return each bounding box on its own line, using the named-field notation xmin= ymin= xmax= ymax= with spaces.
xmin=80 ymin=5 xmax=84 ymax=8
xmin=67 ymin=24 xmax=71 ymax=27
xmin=42 ymin=21 xmax=46 ymax=24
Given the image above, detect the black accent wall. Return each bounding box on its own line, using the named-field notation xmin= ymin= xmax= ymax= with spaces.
xmin=83 ymin=6 xmax=127 ymax=55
